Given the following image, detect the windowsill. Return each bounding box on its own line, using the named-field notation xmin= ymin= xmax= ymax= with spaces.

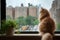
xmin=14 ymin=34 xmax=60 ymax=36
xmin=1 ymin=34 xmax=60 ymax=36
xmin=14 ymin=34 xmax=41 ymax=36
xmin=1 ymin=34 xmax=60 ymax=40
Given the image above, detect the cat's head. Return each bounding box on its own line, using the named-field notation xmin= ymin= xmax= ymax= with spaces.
xmin=40 ymin=7 xmax=50 ymax=20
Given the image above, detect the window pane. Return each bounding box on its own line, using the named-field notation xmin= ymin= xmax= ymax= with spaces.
xmin=6 ymin=0 xmax=60 ymax=34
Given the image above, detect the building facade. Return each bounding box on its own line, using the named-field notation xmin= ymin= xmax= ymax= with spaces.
xmin=6 ymin=6 xmax=39 ymax=19
xmin=6 ymin=6 xmax=13 ymax=19
xmin=50 ymin=0 xmax=60 ymax=23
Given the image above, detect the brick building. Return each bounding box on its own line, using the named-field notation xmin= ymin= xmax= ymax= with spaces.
xmin=50 ymin=0 xmax=60 ymax=23
xmin=6 ymin=4 xmax=39 ymax=19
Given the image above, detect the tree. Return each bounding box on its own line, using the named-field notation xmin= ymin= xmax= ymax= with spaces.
xmin=33 ymin=19 xmax=39 ymax=25
xmin=56 ymin=23 xmax=60 ymax=30
xmin=26 ymin=16 xmax=34 ymax=25
xmin=16 ymin=17 xmax=27 ymax=26
xmin=15 ymin=16 xmax=39 ymax=27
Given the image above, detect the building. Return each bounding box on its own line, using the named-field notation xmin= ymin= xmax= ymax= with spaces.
xmin=50 ymin=0 xmax=60 ymax=23
xmin=6 ymin=4 xmax=40 ymax=19
xmin=15 ymin=7 xmax=27 ymax=19
xmin=6 ymin=6 xmax=13 ymax=19
xmin=29 ymin=6 xmax=37 ymax=17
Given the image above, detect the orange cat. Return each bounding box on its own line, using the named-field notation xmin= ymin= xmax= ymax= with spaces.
xmin=39 ymin=8 xmax=55 ymax=40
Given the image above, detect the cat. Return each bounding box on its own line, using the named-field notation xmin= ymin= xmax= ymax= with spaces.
xmin=39 ymin=8 xmax=55 ymax=40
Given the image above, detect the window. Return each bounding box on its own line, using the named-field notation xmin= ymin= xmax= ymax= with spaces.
xmin=1 ymin=0 xmax=60 ymax=34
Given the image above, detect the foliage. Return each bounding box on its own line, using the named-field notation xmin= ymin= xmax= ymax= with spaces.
xmin=16 ymin=16 xmax=27 ymax=25
xmin=16 ymin=16 xmax=39 ymax=26
xmin=26 ymin=16 xmax=34 ymax=25
xmin=33 ymin=19 xmax=39 ymax=25
xmin=0 ymin=19 xmax=17 ymax=34
xmin=57 ymin=23 xmax=60 ymax=30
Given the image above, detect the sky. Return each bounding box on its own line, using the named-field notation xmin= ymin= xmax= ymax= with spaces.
xmin=6 ymin=0 xmax=54 ymax=10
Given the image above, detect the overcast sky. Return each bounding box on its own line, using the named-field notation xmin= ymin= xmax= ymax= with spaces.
xmin=6 ymin=0 xmax=54 ymax=10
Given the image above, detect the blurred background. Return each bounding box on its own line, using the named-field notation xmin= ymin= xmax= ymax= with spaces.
xmin=6 ymin=0 xmax=60 ymax=34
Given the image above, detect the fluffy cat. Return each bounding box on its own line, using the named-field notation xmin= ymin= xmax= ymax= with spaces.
xmin=39 ymin=8 xmax=55 ymax=40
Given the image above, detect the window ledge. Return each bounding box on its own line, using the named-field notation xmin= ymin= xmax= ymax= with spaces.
xmin=14 ymin=34 xmax=40 ymax=36
xmin=13 ymin=34 xmax=60 ymax=36
xmin=1 ymin=34 xmax=60 ymax=40
xmin=1 ymin=34 xmax=60 ymax=36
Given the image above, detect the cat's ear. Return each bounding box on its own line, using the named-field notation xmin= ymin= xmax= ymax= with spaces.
xmin=41 ymin=7 xmax=44 ymax=10
xmin=40 ymin=7 xmax=44 ymax=12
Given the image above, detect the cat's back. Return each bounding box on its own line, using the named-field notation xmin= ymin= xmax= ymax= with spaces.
xmin=41 ymin=17 xmax=55 ymax=25
xmin=40 ymin=17 xmax=55 ymax=33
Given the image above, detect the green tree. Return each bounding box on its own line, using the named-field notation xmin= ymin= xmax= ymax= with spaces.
xmin=57 ymin=23 xmax=60 ymax=30
xmin=15 ymin=16 xmax=39 ymax=27
xmin=33 ymin=19 xmax=39 ymax=25
xmin=16 ymin=17 xmax=27 ymax=26
xmin=26 ymin=16 xmax=35 ymax=25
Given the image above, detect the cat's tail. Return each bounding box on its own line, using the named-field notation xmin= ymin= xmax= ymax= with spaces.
xmin=41 ymin=33 xmax=53 ymax=40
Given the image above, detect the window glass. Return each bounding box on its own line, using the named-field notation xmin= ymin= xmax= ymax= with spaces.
xmin=6 ymin=0 xmax=60 ymax=34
